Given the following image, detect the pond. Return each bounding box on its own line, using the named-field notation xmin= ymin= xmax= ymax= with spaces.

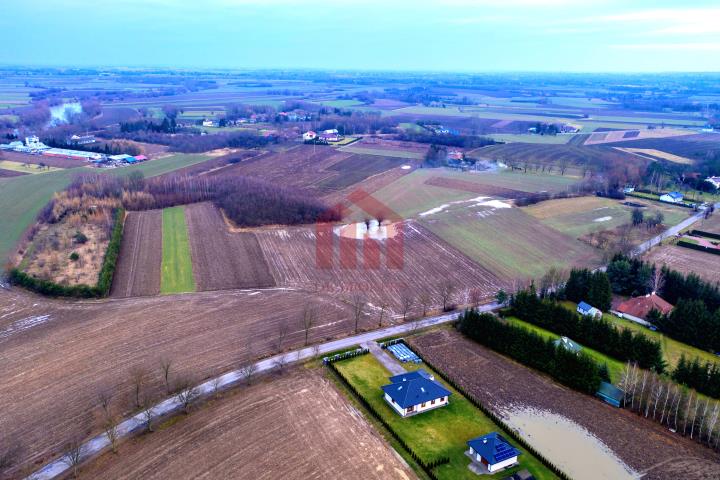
xmin=501 ymin=405 xmax=639 ymax=480
xmin=48 ymin=102 xmax=82 ymax=126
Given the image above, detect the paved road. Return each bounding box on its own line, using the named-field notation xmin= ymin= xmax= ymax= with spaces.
xmin=630 ymin=204 xmax=719 ymax=257
xmin=365 ymin=340 xmax=406 ymax=375
xmin=26 ymin=302 xmax=498 ymax=480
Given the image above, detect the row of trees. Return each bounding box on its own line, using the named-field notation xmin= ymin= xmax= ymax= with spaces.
xmin=511 ymin=286 xmax=664 ymax=371
xmin=63 ymin=172 xmax=339 ymax=228
xmin=563 ymin=268 xmax=613 ymax=312
xmin=673 ymin=355 xmax=720 ymax=399
xmin=457 ymin=309 xmax=602 ymax=394
xmin=396 ymin=130 xmax=496 ymax=149
xmin=109 ymin=129 xmax=277 ymax=153
xmin=619 ymin=362 xmax=720 ymax=450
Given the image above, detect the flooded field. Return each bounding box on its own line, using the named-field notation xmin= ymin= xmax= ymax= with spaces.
xmin=502 ymin=406 xmax=638 ymax=479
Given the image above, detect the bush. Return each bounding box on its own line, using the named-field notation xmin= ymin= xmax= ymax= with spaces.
xmin=73 ymin=231 xmax=88 ymax=244
xmin=69 ymin=252 xmax=79 ymax=261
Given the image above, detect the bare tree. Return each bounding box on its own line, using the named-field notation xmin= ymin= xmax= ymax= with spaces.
xmin=174 ymin=377 xmax=200 ymax=414
xmin=690 ymin=395 xmax=701 ymax=439
xmin=103 ymin=416 xmax=120 ymax=454
xmin=438 ymin=281 xmax=456 ymax=312
xmin=418 ymin=291 xmax=431 ymax=317
xmin=400 ymin=292 xmax=414 ymax=321
xmin=239 ymin=359 xmax=258 ymax=386
xmin=211 ymin=376 xmax=222 ymax=399
xmin=706 ymin=402 xmax=720 ymax=446
xmin=273 ymin=354 xmax=288 ymax=375
xmin=62 ymin=437 xmax=86 ymax=479
xmin=351 ymin=293 xmax=365 ymax=333
xmin=311 ymin=343 xmax=321 ymax=359
xmin=276 ymin=319 xmax=289 ymax=352
xmin=650 ymin=268 xmax=665 ymax=294
xmin=129 ymin=366 xmax=150 ymax=409
xmin=97 ymin=388 xmax=114 ymax=418
xmin=377 ymin=300 xmax=389 ymax=328
xmin=301 ymin=303 xmax=317 ymax=346
xmin=684 ymin=391 xmax=695 ymax=435
xmin=139 ymin=395 xmax=156 ymax=433
xmin=159 ymin=358 xmax=173 ymax=395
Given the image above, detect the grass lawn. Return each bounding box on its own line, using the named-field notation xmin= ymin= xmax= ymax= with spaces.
xmin=0 ymin=169 xmax=80 ymax=261
xmin=506 ymin=317 xmax=625 ymax=383
xmin=338 ymin=145 xmax=424 ymax=159
xmin=107 ymin=153 xmax=211 ymax=178
xmin=560 ymin=301 xmax=720 ymax=370
xmin=161 ymin=206 xmax=195 ymax=294
xmin=334 ymin=355 xmax=557 ymax=480
xmin=0 ymin=160 xmax=63 ymax=174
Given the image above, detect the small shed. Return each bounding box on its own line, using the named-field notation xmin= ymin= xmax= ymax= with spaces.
xmin=659 ymin=191 xmax=683 ymax=204
xmin=553 ymin=336 xmax=582 ymax=354
xmin=577 ymin=301 xmax=601 ymax=318
xmin=596 ymin=381 xmax=624 ymax=408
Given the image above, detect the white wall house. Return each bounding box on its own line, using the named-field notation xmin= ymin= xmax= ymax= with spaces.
xmin=381 ymin=370 xmax=451 ymax=418
xmin=467 ymin=432 xmax=521 ymax=473
xmin=659 ymin=191 xmax=684 ymax=204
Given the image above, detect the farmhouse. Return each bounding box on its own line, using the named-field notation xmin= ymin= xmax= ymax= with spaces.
xmin=202 ymin=119 xmax=215 ymax=128
xmin=381 ymin=369 xmax=451 ymax=417
xmin=43 ymin=148 xmax=102 ymax=161
xmin=319 ymin=132 xmax=340 ymax=142
xmin=302 ymin=130 xmax=317 ymax=142
xmin=616 ymin=293 xmax=673 ymax=323
xmin=596 ymin=381 xmax=625 ymax=408
xmin=561 ymin=124 xmax=581 ymax=134
xmin=577 ymin=301 xmax=601 ymax=318
xmin=466 ymin=432 xmax=521 ymax=474
xmin=553 ymin=336 xmax=583 ymax=354
xmin=68 ymin=134 xmax=96 ymax=145
xmin=659 ymin=191 xmax=684 ymax=204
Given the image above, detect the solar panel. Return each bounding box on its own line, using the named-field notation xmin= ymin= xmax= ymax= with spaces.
xmin=494 ymin=450 xmax=517 ymax=462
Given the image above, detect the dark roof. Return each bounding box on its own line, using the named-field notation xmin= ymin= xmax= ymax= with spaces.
xmin=467 ymin=432 xmax=521 ymax=465
xmin=617 ymin=294 xmax=673 ymax=319
xmin=553 ymin=336 xmax=582 ymax=354
xmin=597 ymin=381 xmax=624 ymax=402
xmin=381 ymin=369 xmax=451 ymax=409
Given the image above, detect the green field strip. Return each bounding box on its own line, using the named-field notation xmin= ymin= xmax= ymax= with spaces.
xmin=161 ymin=206 xmax=195 ymax=294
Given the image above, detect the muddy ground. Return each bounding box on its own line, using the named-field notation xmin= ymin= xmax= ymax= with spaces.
xmin=409 ymin=329 xmax=720 ymax=480
xmin=78 ymin=368 xmax=414 ymax=480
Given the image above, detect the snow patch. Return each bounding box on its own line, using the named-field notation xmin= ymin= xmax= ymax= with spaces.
xmin=334 ymin=219 xmax=401 ymax=240
xmin=0 ymin=314 xmax=52 ymax=341
xmin=475 ymin=199 xmax=511 ymax=209
xmin=593 ymin=216 xmax=612 ymax=222
xmin=401 ymin=165 xmax=412 ymax=170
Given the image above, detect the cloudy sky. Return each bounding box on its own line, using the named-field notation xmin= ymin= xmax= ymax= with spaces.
xmin=1 ymin=0 xmax=718 ymax=72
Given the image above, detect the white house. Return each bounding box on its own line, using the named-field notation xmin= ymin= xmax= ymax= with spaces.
xmin=659 ymin=191 xmax=684 ymax=204
xmin=202 ymin=119 xmax=215 ymax=128
xmin=381 ymin=370 xmax=451 ymax=417
xmin=303 ymin=130 xmax=317 ymax=142
xmin=466 ymin=432 xmax=521 ymax=474
xmin=705 ymin=177 xmax=720 ymax=190
xmin=577 ymin=301 xmax=601 ymax=318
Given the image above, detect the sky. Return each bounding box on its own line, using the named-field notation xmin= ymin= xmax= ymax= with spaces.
xmin=1 ymin=0 xmax=719 ymax=72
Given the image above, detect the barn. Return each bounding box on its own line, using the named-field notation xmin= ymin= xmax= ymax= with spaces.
xmin=381 ymin=370 xmax=451 ymax=417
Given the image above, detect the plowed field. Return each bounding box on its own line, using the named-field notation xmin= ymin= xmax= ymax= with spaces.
xmin=111 ymin=210 xmax=162 ymax=297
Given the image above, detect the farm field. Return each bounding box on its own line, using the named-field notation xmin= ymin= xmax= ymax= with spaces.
xmin=0 ymin=160 xmax=62 ymax=174
xmin=614 ymin=147 xmax=694 ymax=164
xmin=161 ymin=206 xmax=195 ymax=294
xmin=0 ymin=286 xmax=361 ymax=476
xmin=334 ymin=353 xmax=555 ymax=480
xmin=111 ymin=210 xmax=162 ymax=297
xmin=644 ymin=245 xmax=720 ymax=282
xmin=419 ymin=205 xmax=601 ymax=280
xmin=256 ymin=220 xmax=505 ymax=313
xmin=185 ymin=203 xmax=275 ymax=291
xmin=475 ymin=143 xmax=638 ymax=170
xmin=370 ymin=169 xmax=580 ymax=219
xmin=338 ymin=145 xmax=424 ymax=159
xmin=523 ymin=196 xmax=690 ymax=238
xmin=484 ymin=133 xmax=574 ymax=144
xmin=0 ymin=168 xmax=80 ymax=262
xmin=107 ymin=153 xmax=212 ymax=178
xmin=0 ymin=167 xmax=25 ymax=178
xmin=79 ymin=369 xmax=413 ymax=480
xmin=603 ymin=134 xmax=720 ymax=161
xmin=409 ymin=329 xmax=720 ymax=480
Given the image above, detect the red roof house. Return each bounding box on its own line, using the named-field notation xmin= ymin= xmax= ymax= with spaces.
xmin=617 ymin=293 xmax=673 ymax=321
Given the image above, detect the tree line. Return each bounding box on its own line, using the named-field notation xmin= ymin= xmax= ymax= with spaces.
xmin=395 ymin=131 xmax=496 ymax=149
xmin=457 ymin=309 xmax=603 ymax=394
xmin=563 ymin=268 xmax=613 ymax=311
xmin=511 ymin=285 xmax=664 ymax=371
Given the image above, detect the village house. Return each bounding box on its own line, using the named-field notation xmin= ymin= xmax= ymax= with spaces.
xmin=303 ymin=130 xmax=318 ymax=142
xmin=553 ymin=336 xmax=583 ymax=354
xmin=67 ymin=134 xmax=96 ymax=145
xmin=705 ymin=176 xmax=720 ymax=189
xmin=319 ymin=131 xmax=340 ymax=142
xmin=202 ymin=119 xmax=215 ymax=128
xmin=381 ymin=370 xmax=451 ymax=417
xmin=466 ymin=432 xmax=521 ymax=474
xmin=659 ymin=191 xmax=684 ymax=204
xmin=616 ymin=293 xmax=673 ymax=323
xmin=577 ymin=301 xmax=602 ymax=318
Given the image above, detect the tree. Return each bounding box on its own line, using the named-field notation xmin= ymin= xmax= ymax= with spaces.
xmin=276 ymin=319 xmax=289 ymax=352
xmin=129 ymin=366 xmax=149 ymax=409
xmin=418 ymin=291 xmax=431 ymax=317
xmin=495 ymin=289 xmax=508 ymax=307
xmin=174 ymin=377 xmax=200 ymax=414
xmin=632 ymin=208 xmax=644 ymax=226
xmin=62 ymin=437 xmax=86 ymax=479
xmin=400 ymin=292 xmax=414 ymax=321
xmin=438 ymin=281 xmax=456 ymax=312
xmin=139 ymin=394 xmax=156 ymax=433
xmin=351 ymin=293 xmax=365 ymax=333
xmin=239 ymin=359 xmax=258 ymax=386
xmin=377 ymin=300 xmax=389 ymax=328
xmin=103 ymin=415 xmax=120 ymax=454
xmin=159 ymin=358 xmax=173 ymax=395
xmin=469 ymin=288 xmax=483 ymax=308
xmin=301 ymin=303 xmax=316 ymax=346
xmin=273 ymin=354 xmax=288 ymax=375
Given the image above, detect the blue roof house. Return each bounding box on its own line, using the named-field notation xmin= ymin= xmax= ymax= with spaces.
xmin=381 ymin=369 xmax=451 ymax=417
xmin=577 ymin=301 xmax=602 ymax=318
xmin=659 ymin=191 xmax=684 ymax=204
xmin=466 ymin=432 xmax=521 ymax=474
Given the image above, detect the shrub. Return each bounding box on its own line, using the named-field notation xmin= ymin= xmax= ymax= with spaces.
xmin=69 ymin=252 xmax=79 ymax=261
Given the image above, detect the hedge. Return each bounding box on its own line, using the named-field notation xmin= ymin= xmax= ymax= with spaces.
xmin=9 ymin=208 xmax=125 ymax=298
xmin=689 ymin=229 xmax=720 ymax=241
xmin=677 ymin=239 xmax=720 ymax=256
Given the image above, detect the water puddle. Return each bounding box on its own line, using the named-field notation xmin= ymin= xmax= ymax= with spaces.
xmin=501 ymin=405 xmax=638 ymax=480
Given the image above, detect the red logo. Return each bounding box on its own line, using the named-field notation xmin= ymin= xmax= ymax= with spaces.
xmin=316 ymin=188 xmax=404 ymax=270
